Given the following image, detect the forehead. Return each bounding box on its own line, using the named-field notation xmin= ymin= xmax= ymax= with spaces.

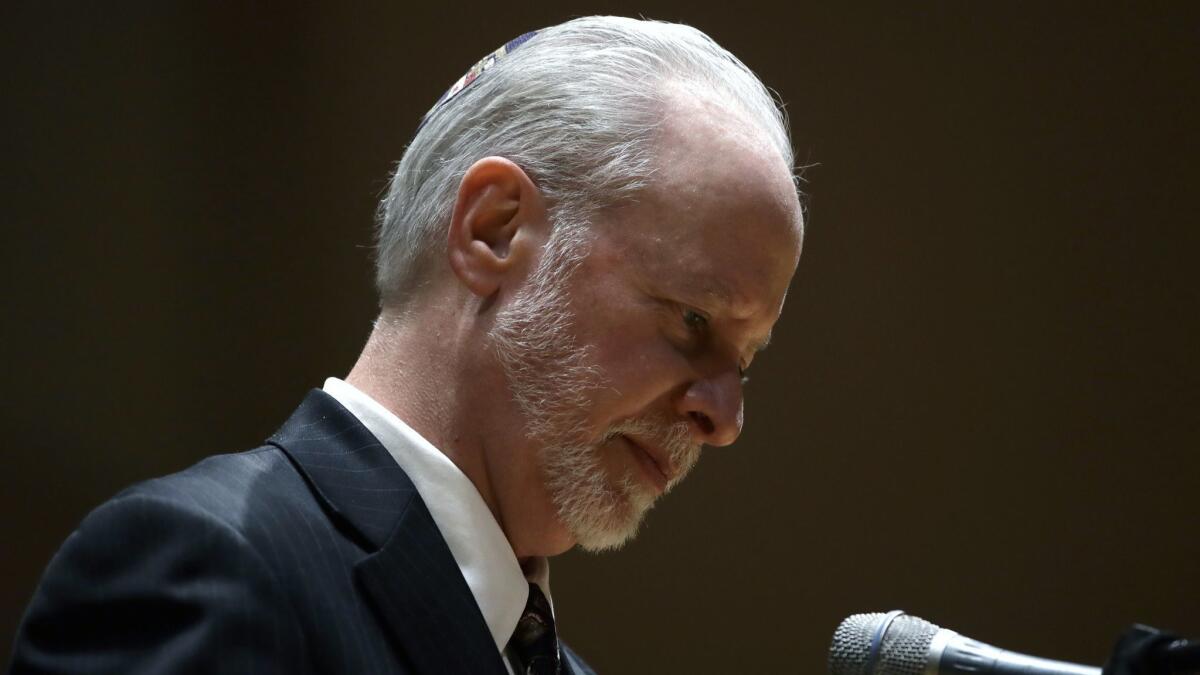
xmin=593 ymin=93 xmax=804 ymax=320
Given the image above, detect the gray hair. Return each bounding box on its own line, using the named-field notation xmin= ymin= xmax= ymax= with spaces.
xmin=374 ymin=15 xmax=794 ymax=307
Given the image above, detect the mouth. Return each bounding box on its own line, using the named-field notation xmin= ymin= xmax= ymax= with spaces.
xmin=620 ymin=434 xmax=671 ymax=493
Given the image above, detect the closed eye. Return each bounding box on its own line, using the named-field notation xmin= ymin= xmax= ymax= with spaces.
xmin=679 ymin=303 xmax=755 ymax=385
xmin=682 ymin=307 xmax=709 ymax=333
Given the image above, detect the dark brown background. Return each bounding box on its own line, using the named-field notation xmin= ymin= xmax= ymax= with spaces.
xmin=4 ymin=3 xmax=1198 ymax=672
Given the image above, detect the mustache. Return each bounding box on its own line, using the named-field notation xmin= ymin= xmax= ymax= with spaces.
xmin=603 ymin=414 xmax=700 ymax=476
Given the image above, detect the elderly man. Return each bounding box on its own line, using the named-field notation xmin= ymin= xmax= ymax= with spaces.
xmin=10 ymin=15 xmax=803 ymax=675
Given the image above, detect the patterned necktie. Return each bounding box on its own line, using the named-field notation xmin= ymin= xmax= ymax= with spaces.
xmin=508 ymin=582 xmax=561 ymax=675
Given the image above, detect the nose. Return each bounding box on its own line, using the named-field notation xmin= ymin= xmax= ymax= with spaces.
xmin=676 ymin=367 xmax=744 ymax=447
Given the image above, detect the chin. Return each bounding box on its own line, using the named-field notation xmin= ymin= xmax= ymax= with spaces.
xmin=563 ymin=477 xmax=658 ymax=553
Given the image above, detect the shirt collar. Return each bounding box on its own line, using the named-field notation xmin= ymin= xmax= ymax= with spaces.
xmin=322 ymin=377 xmax=550 ymax=653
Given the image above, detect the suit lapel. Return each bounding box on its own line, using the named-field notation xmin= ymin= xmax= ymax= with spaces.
xmin=355 ymin=496 xmax=509 ymax=675
xmin=269 ymin=389 xmax=507 ymax=675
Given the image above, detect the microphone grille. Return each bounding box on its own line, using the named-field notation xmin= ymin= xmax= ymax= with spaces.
xmin=829 ymin=612 xmax=942 ymax=675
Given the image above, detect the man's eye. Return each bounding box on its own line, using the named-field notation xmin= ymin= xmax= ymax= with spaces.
xmin=683 ymin=309 xmax=708 ymax=331
xmin=738 ymin=366 xmax=750 ymax=386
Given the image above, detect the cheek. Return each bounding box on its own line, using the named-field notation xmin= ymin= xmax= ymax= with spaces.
xmin=585 ymin=325 xmax=687 ymax=420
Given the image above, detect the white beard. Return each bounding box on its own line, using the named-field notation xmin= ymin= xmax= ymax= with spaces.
xmin=489 ymin=222 xmax=699 ymax=552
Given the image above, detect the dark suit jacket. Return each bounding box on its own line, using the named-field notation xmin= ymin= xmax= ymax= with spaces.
xmin=9 ymin=389 xmax=596 ymax=675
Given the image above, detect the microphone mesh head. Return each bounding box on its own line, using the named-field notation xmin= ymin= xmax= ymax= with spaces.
xmin=828 ymin=612 xmax=942 ymax=675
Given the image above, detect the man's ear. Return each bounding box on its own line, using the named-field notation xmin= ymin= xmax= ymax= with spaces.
xmin=446 ymin=156 xmax=548 ymax=299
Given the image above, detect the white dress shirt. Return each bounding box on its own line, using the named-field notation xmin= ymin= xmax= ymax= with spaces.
xmin=322 ymin=377 xmax=551 ymax=671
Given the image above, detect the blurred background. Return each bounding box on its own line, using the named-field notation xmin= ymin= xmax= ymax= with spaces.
xmin=4 ymin=3 xmax=1198 ymax=672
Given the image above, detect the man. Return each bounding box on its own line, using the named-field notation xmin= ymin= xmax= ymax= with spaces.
xmin=10 ymin=15 xmax=804 ymax=675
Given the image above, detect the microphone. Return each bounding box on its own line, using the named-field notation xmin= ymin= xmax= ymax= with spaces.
xmin=829 ymin=610 xmax=1101 ymax=675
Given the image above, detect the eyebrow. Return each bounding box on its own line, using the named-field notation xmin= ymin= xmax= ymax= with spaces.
xmin=694 ymin=282 xmax=735 ymax=311
xmin=679 ymin=281 xmax=774 ymax=354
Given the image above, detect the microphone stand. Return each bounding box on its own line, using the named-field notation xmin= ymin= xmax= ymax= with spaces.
xmin=1104 ymin=624 xmax=1200 ymax=675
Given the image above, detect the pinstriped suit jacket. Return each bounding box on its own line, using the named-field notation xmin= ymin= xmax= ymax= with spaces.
xmin=9 ymin=390 xmax=597 ymax=675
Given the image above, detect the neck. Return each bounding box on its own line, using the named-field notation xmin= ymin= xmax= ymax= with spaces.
xmin=345 ymin=300 xmax=574 ymax=559
xmin=347 ymin=304 xmax=493 ymax=502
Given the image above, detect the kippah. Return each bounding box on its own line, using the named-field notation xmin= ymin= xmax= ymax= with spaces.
xmin=419 ymin=31 xmax=539 ymax=129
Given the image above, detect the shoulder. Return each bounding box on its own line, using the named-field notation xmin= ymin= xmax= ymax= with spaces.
xmin=81 ymin=445 xmax=313 ymax=559
xmin=9 ymin=447 xmax=316 ymax=674
xmin=119 ymin=445 xmax=304 ymax=521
